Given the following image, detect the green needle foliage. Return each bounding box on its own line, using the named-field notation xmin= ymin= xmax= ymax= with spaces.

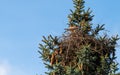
xmin=39 ymin=0 xmax=119 ymax=75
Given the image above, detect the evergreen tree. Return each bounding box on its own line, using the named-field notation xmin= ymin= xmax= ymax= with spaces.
xmin=39 ymin=0 xmax=119 ymax=75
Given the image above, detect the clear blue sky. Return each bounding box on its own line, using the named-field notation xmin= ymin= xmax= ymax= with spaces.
xmin=0 ymin=0 xmax=120 ymax=75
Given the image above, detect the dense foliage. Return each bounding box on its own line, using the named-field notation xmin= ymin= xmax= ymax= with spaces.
xmin=39 ymin=0 xmax=119 ymax=75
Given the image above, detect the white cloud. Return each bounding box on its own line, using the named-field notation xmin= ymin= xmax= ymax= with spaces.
xmin=0 ymin=67 xmax=9 ymax=75
xmin=0 ymin=60 xmax=28 ymax=75
xmin=0 ymin=60 xmax=11 ymax=75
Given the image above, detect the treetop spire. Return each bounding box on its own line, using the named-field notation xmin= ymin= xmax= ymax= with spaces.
xmin=67 ymin=0 xmax=93 ymax=34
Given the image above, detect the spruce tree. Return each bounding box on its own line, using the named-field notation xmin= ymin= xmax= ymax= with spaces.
xmin=39 ymin=0 xmax=119 ymax=75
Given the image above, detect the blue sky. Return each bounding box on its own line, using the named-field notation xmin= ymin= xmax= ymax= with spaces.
xmin=0 ymin=0 xmax=120 ymax=75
